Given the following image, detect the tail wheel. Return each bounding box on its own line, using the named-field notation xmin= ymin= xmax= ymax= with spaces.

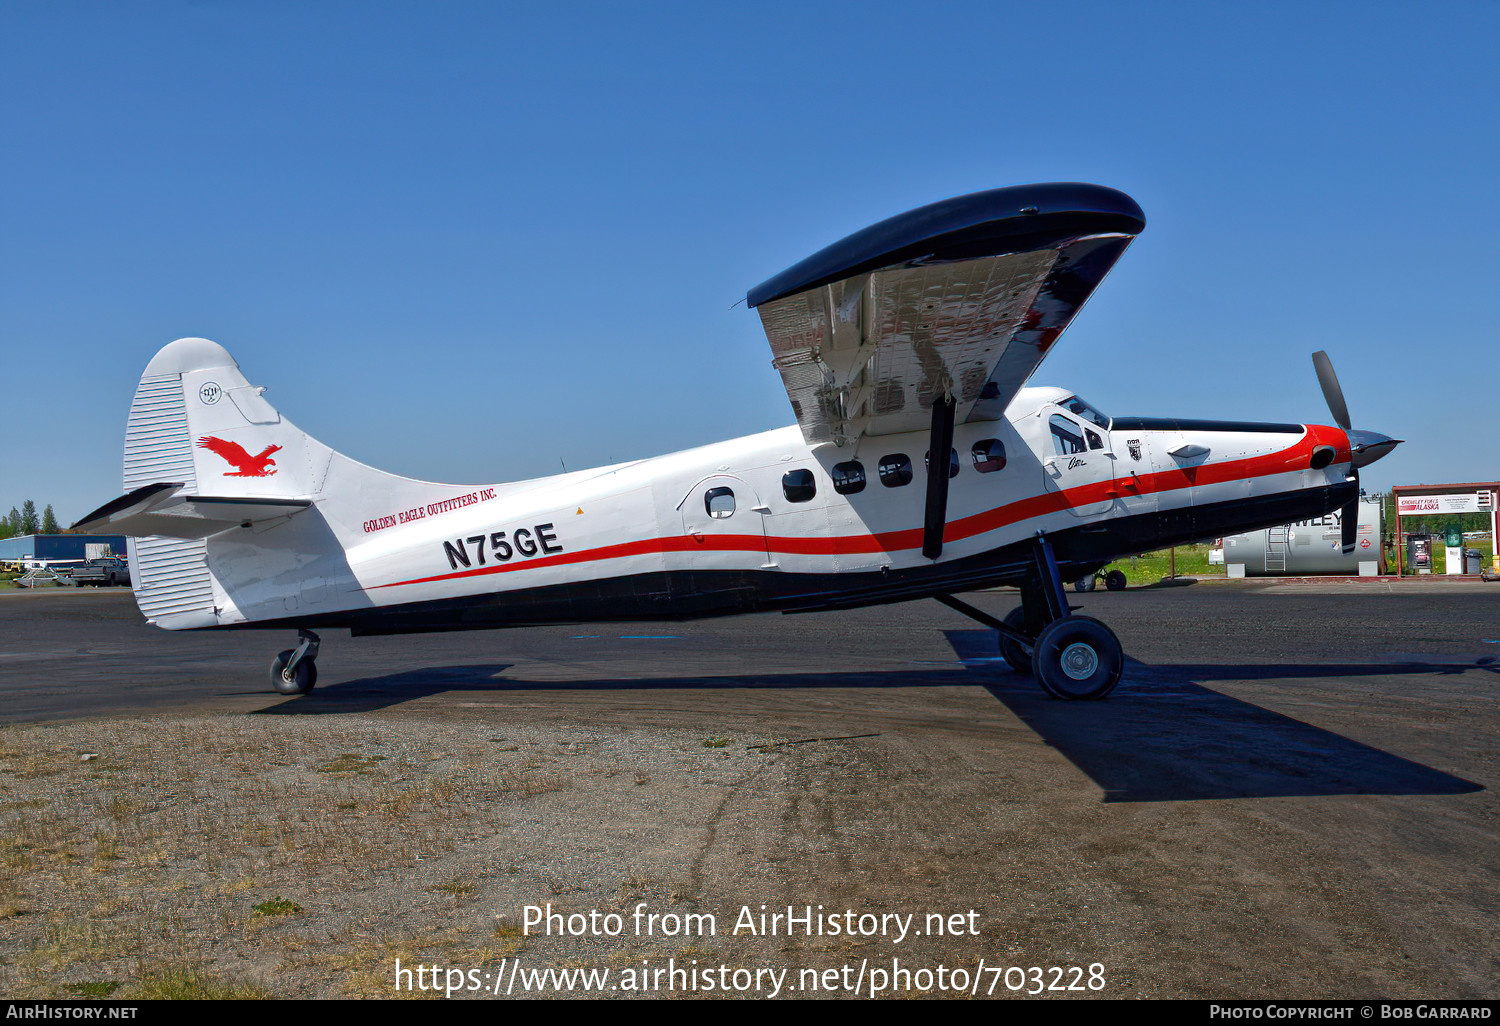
xmin=1073 ymin=574 xmax=1097 ymax=592
xmin=1031 ymin=616 xmax=1123 ymax=700
xmin=1104 ymin=570 xmax=1127 ymax=591
xmin=998 ymin=607 xmax=1034 ymax=674
xmin=270 ymin=649 xmax=317 ymax=696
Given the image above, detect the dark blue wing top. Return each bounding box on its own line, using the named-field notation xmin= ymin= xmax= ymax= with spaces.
xmin=747 ymin=183 xmax=1145 ymax=309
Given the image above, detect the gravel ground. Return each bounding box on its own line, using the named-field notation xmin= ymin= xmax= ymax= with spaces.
xmin=0 ymin=585 xmax=1495 ymax=999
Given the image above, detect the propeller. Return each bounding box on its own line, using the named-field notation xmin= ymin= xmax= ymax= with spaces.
xmin=1312 ymin=351 xmax=1352 ymax=434
xmin=1310 ymin=351 xmax=1401 ymax=554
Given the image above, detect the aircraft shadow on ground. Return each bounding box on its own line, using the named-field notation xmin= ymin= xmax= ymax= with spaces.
xmin=251 ymin=661 xmax=994 ymax=716
xmin=254 ymin=632 xmax=1485 ymax=803
xmin=944 ymin=631 xmax=1486 ymax=802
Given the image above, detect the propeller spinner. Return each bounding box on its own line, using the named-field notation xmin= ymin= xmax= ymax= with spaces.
xmin=1310 ymin=351 xmax=1402 ymax=553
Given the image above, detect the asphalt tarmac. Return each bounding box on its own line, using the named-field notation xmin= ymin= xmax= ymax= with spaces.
xmin=1 ymin=581 xmax=1496 ymax=998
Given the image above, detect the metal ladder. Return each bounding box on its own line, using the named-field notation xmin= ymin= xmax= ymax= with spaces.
xmin=1265 ymin=525 xmax=1289 ymax=572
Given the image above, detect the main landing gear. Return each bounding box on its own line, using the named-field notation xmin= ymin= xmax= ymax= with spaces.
xmin=269 ymin=629 xmax=320 ymax=696
xmin=1072 ymin=568 xmax=1126 ymax=593
xmin=937 ymin=533 xmax=1124 ymax=700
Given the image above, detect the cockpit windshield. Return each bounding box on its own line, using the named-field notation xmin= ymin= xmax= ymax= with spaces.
xmin=1062 ymin=395 xmax=1109 ymax=429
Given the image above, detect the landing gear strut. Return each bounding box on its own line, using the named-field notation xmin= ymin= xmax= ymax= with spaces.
xmin=270 ymin=629 xmax=320 ymax=696
xmin=936 ymin=533 xmax=1123 ymax=700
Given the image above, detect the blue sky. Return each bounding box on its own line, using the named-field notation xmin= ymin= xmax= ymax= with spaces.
xmin=3 ymin=1 xmax=1496 ymax=522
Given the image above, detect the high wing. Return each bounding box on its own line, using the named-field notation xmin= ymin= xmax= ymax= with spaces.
xmin=747 ymin=183 xmax=1146 ymax=446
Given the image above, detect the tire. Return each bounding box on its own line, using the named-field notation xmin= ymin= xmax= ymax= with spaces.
xmin=1073 ymin=574 xmax=1097 ymax=593
xmin=1030 ymin=615 xmax=1123 ymax=700
xmin=998 ymin=607 xmax=1034 ymax=674
xmin=269 ymin=649 xmax=317 ymax=695
xmin=1104 ymin=569 xmax=1127 ymax=591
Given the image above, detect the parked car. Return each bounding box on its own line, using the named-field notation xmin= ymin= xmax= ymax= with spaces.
xmin=70 ymin=557 xmax=132 ymax=587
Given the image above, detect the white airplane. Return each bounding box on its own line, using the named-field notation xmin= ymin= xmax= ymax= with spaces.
xmin=76 ymin=183 xmax=1399 ymax=700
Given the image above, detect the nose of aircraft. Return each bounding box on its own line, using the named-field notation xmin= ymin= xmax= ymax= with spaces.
xmin=1311 ymin=352 xmax=1401 ymax=468
xmin=1347 ymin=429 xmax=1402 ymax=469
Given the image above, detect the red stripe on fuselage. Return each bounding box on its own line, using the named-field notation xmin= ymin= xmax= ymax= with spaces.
xmin=373 ymin=424 xmax=1346 ymax=590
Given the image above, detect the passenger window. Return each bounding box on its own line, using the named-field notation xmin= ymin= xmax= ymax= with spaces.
xmin=1085 ymin=428 xmax=1104 ymax=451
xmin=878 ymin=454 xmax=912 ymax=487
xmin=1049 ymin=415 xmax=1087 ymax=456
xmin=782 ymin=469 xmax=816 ymax=503
xmin=704 ymin=487 xmax=735 ymax=519
xmin=831 ymin=460 xmax=866 ymax=495
xmin=924 ymin=447 xmax=959 ymax=479
xmin=972 ymin=439 xmax=1006 ymax=473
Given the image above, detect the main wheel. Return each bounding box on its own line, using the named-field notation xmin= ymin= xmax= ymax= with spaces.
xmin=269 ymin=649 xmax=317 ymax=695
xmin=1073 ymin=574 xmax=1097 ymax=593
xmin=1030 ymin=616 xmax=1123 ymax=700
xmin=1104 ymin=569 xmax=1127 ymax=591
xmin=998 ymin=607 xmax=1034 ymax=674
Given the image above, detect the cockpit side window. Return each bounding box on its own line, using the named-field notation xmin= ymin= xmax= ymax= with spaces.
xmin=1050 ymin=415 xmax=1087 ymax=456
xmin=1062 ymin=395 xmax=1110 ymax=429
xmin=1085 ymin=427 xmax=1104 ymax=451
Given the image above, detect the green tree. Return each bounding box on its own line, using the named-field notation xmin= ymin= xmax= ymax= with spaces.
xmin=5 ymin=508 xmax=20 ymax=537
xmin=40 ymin=505 xmax=60 ymax=534
xmin=20 ymin=500 xmax=38 ymax=535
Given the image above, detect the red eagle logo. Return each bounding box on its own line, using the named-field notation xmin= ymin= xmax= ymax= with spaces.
xmin=196 ymin=436 xmax=283 ymax=477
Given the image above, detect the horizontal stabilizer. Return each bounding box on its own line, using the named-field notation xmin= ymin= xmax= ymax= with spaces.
xmin=73 ymin=482 xmax=311 ymax=539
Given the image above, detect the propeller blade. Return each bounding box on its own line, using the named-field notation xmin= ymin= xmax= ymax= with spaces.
xmin=1341 ymin=470 xmax=1359 ymax=554
xmin=1312 ymin=350 xmax=1352 ymax=431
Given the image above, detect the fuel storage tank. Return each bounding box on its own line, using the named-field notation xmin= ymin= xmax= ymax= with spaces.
xmin=1222 ymin=496 xmax=1383 ymax=576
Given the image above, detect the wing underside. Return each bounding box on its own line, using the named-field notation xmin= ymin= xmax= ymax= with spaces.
xmin=748 ymin=184 xmax=1144 ymax=446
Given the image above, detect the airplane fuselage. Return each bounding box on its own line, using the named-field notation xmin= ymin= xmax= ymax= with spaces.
xmin=201 ymin=385 xmax=1353 ymax=636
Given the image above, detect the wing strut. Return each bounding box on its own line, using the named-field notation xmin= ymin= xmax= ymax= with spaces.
xmin=921 ymin=396 xmax=957 ymax=559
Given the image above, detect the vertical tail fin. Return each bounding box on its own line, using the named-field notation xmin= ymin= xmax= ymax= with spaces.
xmin=130 ymin=337 xmax=327 ymax=499
xmin=105 ymin=336 xmax=483 ymax=629
xmin=124 ymin=337 xmax=327 ymax=627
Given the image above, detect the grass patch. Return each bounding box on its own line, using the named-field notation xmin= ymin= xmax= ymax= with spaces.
xmin=129 ymin=965 xmax=276 ymax=1000
xmin=0 ymin=716 xmax=573 ymax=997
xmin=701 ymin=737 xmax=731 ymax=748
xmin=316 ymin=754 xmax=387 ymax=775
xmin=65 ymin=980 xmax=121 ymax=998
xmin=251 ymin=897 xmax=303 ymax=917
xmin=1103 ymin=543 xmax=1222 ymax=584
